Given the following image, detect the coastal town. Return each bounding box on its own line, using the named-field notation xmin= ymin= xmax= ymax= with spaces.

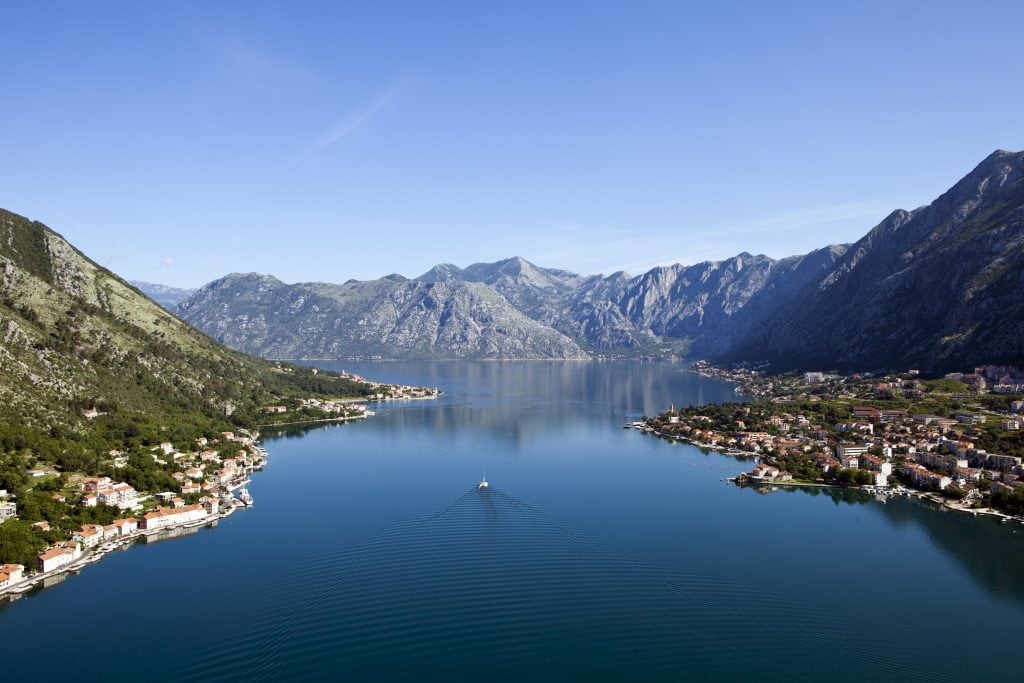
xmin=0 ymin=373 xmax=440 ymax=600
xmin=0 ymin=429 xmax=265 ymax=598
xmin=640 ymin=363 xmax=1024 ymax=519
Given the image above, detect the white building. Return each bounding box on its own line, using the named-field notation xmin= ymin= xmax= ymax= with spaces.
xmin=915 ymin=451 xmax=967 ymax=470
xmin=112 ymin=518 xmax=138 ymax=536
xmin=904 ymin=464 xmax=952 ymax=491
xmin=836 ymin=444 xmax=869 ymax=460
xmin=140 ymin=504 xmax=208 ymax=531
xmin=73 ymin=524 xmax=104 ymax=548
xmin=0 ymin=563 xmax=24 ymax=589
xmin=750 ymin=464 xmax=781 ymax=480
xmin=39 ymin=542 xmax=82 ymax=573
xmin=860 ymin=454 xmax=892 ymax=487
xmin=97 ymin=483 xmax=138 ymax=510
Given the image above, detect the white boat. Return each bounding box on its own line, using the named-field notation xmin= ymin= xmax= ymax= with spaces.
xmin=238 ymin=487 xmax=253 ymax=506
xmin=478 ymin=471 xmax=488 ymax=489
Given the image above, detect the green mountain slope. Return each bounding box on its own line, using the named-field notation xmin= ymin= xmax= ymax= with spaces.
xmin=0 ymin=208 xmax=370 ymax=478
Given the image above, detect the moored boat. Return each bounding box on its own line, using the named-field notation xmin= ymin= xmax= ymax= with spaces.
xmin=238 ymin=487 xmax=253 ymax=506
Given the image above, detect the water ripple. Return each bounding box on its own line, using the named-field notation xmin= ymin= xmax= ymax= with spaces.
xmin=179 ymin=486 xmax=953 ymax=683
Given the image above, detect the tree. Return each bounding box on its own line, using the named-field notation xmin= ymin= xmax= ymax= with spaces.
xmin=0 ymin=519 xmax=47 ymax=567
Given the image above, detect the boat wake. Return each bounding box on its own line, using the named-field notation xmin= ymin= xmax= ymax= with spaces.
xmin=178 ymin=486 xmax=953 ymax=683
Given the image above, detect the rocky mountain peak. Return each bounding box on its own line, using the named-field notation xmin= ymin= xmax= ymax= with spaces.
xmin=214 ymin=272 xmax=284 ymax=287
xmin=416 ymin=263 xmax=464 ymax=282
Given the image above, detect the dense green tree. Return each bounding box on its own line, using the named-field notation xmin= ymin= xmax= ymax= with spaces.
xmin=0 ymin=519 xmax=47 ymax=568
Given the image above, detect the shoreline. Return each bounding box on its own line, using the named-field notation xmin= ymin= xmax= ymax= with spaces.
xmin=634 ymin=423 xmax=1024 ymax=528
xmin=2 ymin=439 xmax=272 ymax=603
xmin=2 ymin=380 xmax=439 ymax=605
xmin=1 ymin=497 xmax=250 ymax=602
xmin=368 ymin=393 xmax=441 ymax=402
xmin=733 ymin=476 xmax=1023 ymax=523
xmin=259 ymin=413 xmax=372 ymax=428
xmin=257 ymin=392 xmax=441 ymax=429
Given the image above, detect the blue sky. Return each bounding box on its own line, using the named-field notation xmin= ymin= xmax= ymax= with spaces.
xmin=2 ymin=1 xmax=1022 ymax=288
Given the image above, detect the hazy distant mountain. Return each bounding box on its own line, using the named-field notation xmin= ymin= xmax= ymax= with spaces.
xmin=177 ymin=273 xmax=588 ymax=360
xmin=129 ymin=281 xmax=197 ymax=310
xmin=175 ymin=149 xmax=1024 ymax=370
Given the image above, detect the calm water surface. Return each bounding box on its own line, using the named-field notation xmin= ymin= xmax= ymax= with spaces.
xmin=3 ymin=361 xmax=1024 ymax=681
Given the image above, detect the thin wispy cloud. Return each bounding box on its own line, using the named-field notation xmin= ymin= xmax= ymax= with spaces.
xmin=709 ymin=199 xmax=895 ymax=238
xmin=206 ymin=34 xmax=319 ymax=90
xmin=528 ymin=199 xmax=895 ymax=277
xmin=160 ymin=255 xmax=176 ymax=270
xmin=287 ymin=87 xmax=399 ymax=168
xmin=628 ymin=199 xmax=895 ymax=273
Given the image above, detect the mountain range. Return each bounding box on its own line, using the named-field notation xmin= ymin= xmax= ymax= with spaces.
xmin=129 ymin=281 xmax=196 ymax=310
xmin=154 ymin=149 xmax=1024 ymax=371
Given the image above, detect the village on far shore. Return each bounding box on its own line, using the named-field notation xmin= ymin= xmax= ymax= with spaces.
xmin=637 ymin=362 xmax=1024 ymax=520
xmin=0 ymin=369 xmax=440 ymax=600
xmin=261 ymin=367 xmax=441 ymax=420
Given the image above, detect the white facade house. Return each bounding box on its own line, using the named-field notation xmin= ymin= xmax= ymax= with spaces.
xmin=97 ymin=483 xmax=138 ymax=510
xmin=73 ymin=525 xmax=104 ymax=548
xmin=39 ymin=543 xmax=82 ymax=573
xmin=113 ymin=518 xmax=138 ymax=536
xmin=140 ymin=505 xmax=208 ymax=530
xmin=0 ymin=563 xmax=25 ymax=589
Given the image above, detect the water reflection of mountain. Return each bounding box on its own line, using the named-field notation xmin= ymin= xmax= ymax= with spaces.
xmin=290 ymin=361 xmax=739 ymax=448
xmin=261 ymin=420 xmax=362 ymax=441
xmin=740 ymin=483 xmax=875 ymax=505
xmin=773 ymin=485 xmax=1024 ymax=604
xmin=877 ymin=497 xmax=1024 ymax=604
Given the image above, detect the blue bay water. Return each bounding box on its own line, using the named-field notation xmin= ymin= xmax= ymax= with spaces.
xmin=3 ymin=361 xmax=1024 ymax=680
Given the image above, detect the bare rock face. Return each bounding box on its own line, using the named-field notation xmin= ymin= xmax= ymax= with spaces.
xmin=176 ymin=248 xmax=849 ymax=361
xmin=178 ymin=274 xmax=589 ymax=360
xmin=723 ymin=150 xmax=1024 ymax=372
